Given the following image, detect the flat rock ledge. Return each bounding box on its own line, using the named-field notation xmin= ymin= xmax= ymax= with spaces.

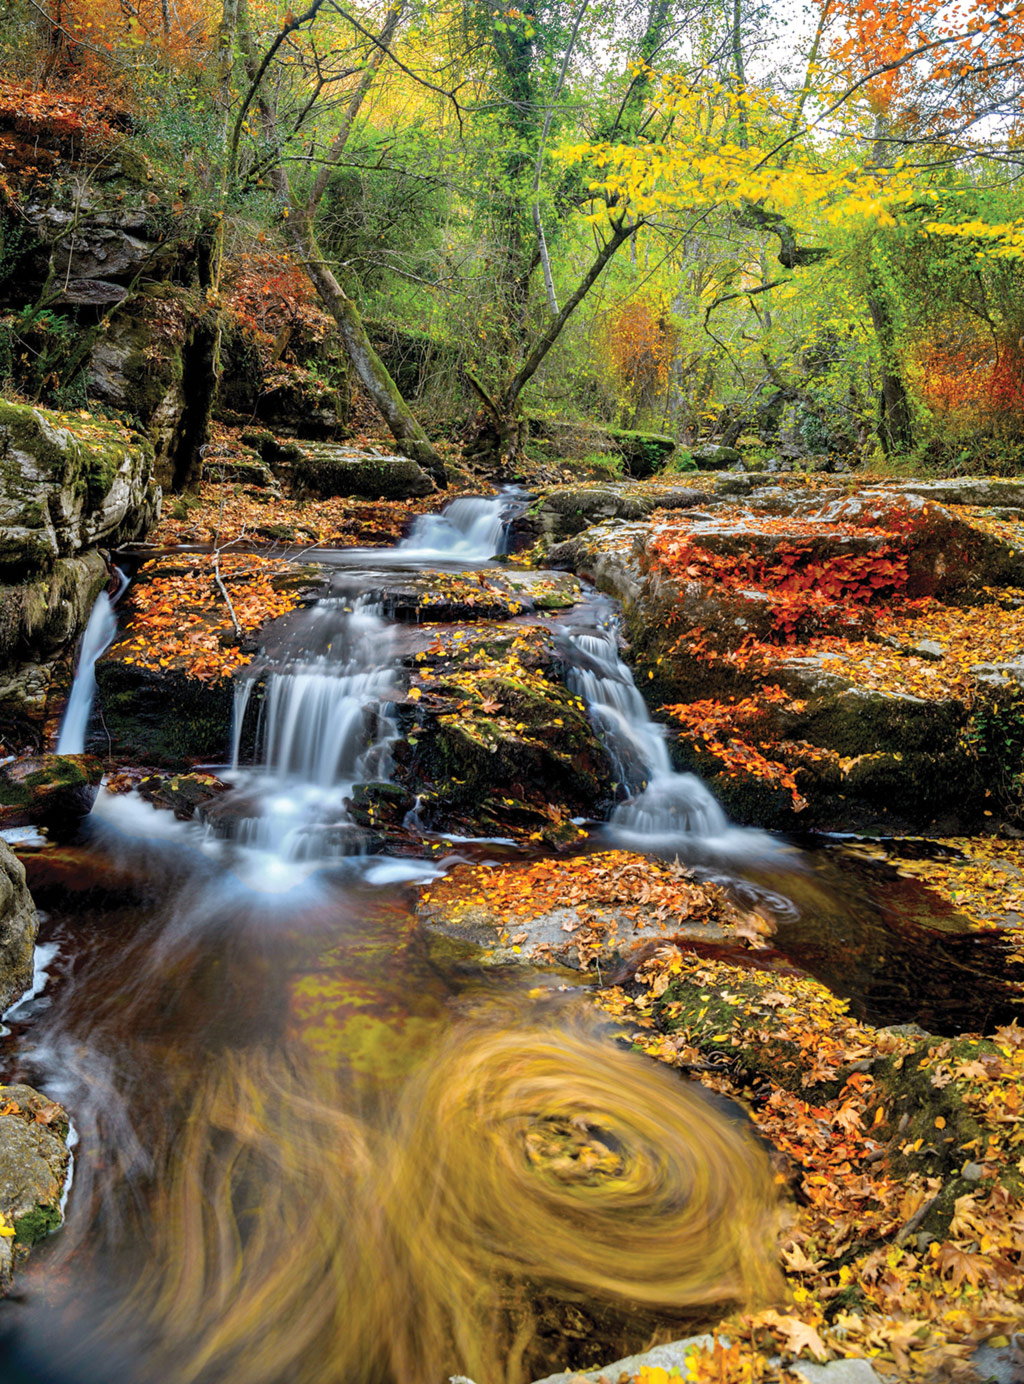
xmin=527 ymin=1336 xmax=884 ymax=1383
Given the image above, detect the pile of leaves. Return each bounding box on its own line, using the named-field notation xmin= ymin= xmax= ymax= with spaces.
xmin=113 ymin=552 xmax=302 ymax=681
xmin=152 ymin=479 xmax=434 ymax=550
xmin=662 ymin=687 xmax=809 ymax=810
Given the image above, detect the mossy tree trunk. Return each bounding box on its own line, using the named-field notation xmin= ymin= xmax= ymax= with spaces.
xmin=232 ymin=0 xmax=445 ymax=485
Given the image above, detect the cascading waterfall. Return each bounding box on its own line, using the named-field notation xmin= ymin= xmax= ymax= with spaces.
xmin=559 ymin=597 xmax=770 ymax=852
xmin=219 ymin=596 xmax=399 ymax=860
xmin=397 ymin=494 xmax=517 ymax=562
xmin=56 ymin=566 xmax=129 ymax=755
xmin=213 ymin=492 xmax=522 ymax=865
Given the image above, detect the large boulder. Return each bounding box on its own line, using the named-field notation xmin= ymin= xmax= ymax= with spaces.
xmin=0 ymin=839 xmax=36 ymax=1014
xmin=283 ymin=443 xmax=434 ymax=500
xmin=0 ymin=401 xmax=159 ymax=730
xmin=0 ymin=1084 xmax=71 ymax=1295
xmin=0 ymin=400 xmax=158 ymax=577
xmin=0 ymin=753 xmax=104 ymax=839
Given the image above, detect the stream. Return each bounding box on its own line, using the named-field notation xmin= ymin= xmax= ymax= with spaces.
xmin=2 ymin=492 xmax=1023 ymax=1384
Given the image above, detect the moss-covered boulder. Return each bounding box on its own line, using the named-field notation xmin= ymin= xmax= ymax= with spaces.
xmin=93 ymin=658 xmax=236 ymax=767
xmin=0 ymin=399 xmax=158 ymax=577
xmin=0 ymin=839 xmax=36 ymax=1014
xmin=281 ymin=443 xmax=434 ymax=500
xmin=0 ymin=753 xmax=104 ymax=839
xmin=0 ymin=1084 xmax=71 ymax=1295
xmin=391 ymin=622 xmax=612 ymax=844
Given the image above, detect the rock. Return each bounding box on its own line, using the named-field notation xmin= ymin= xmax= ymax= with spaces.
xmin=529 ymin=1333 xmax=720 ymax=1383
xmin=692 ymin=444 xmax=743 ymax=469
xmin=94 ymin=657 xmax=237 ymax=767
xmin=512 ymin=481 xmax=704 ymax=546
xmin=0 ymin=839 xmax=37 ymax=1014
xmin=283 ymin=443 xmax=434 ymax=500
xmin=0 ymin=754 xmax=104 ymax=840
xmin=218 ymin=328 xmax=348 ymax=440
xmin=0 ymin=550 xmax=109 ymax=719
xmin=0 ymin=400 xmax=159 ymax=576
xmin=22 ymin=201 xmax=184 ymax=299
xmin=893 ymin=478 xmax=1024 ymax=508
xmin=201 ymin=456 xmax=277 ymax=490
xmin=392 ymin=622 xmax=611 ymax=844
xmin=529 ymin=1336 xmax=884 ymax=1384
xmin=86 ymin=287 xmax=211 ymax=492
xmin=345 ymin=781 xmax=415 ymax=830
xmin=136 ymin=772 xmax=231 ymax=820
xmin=0 ymin=1083 xmax=71 ymax=1295
xmin=813 ymin=490 xmax=1024 ymax=595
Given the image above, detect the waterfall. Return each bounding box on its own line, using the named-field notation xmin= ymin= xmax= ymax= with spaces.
xmin=213 ymin=492 xmax=528 ymax=865
xmin=397 ymin=495 xmax=515 ymax=562
xmin=558 ymin=597 xmax=765 ymax=851
xmin=217 ymin=596 xmax=399 ymax=861
xmin=56 ymin=567 xmax=128 ymax=755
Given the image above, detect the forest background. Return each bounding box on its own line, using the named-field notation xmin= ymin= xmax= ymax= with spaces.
xmin=0 ymin=0 xmax=1023 ymax=483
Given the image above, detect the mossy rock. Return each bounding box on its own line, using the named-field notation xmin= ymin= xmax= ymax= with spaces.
xmin=0 ymin=1084 xmax=70 ymax=1294
xmin=0 ymin=398 xmax=157 ymax=578
xmin=287 ymin=444 xmax=433 ymax=501
xmin=94 ymin=657 xmax=236 ymax=767
xmin=0 ymin=753 xmax=103 ymax=839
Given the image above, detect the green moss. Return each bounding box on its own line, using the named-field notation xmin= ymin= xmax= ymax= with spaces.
xmin=14 ymin=1204 xmax=61 ymax=1246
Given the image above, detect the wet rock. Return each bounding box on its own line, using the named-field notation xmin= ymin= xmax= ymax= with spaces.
xmin=283 ymin=443 xmax=433 ymax=501
xmin=0 ymin=839 xmax=37 ymax=1014
xmin=420 ymin=850 xmax=749 ymax=971
xmin=0 ymin=1083 xmax=71 ymax=1296
xmin=0 ymin=753 xmax=104 ymax=840
xmin=392 ymin=622 xmax=611 ymax=844
xmin=346 ymin=781 xmax=415 ymax=830
xmin=94 ymin=657 xmax=236 ymax=768
xmin=137 ymin=772 xmax=231 ymax=820
xmin=0 ymin=550 xmax=109 ymax=720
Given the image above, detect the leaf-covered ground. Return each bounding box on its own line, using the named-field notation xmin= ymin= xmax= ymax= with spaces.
xmin=421 ymin=846 xmax=1024 ymax=1383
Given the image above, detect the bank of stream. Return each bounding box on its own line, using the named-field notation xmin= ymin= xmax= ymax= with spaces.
xmin=2 ymin=493 xmax=1022 ymax=1384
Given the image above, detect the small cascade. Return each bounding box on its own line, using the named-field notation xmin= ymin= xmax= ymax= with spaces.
xmin=394 ymin=491 xmax=523 ymax=563
xmin=56 ymin=567 xmax=128 ymax=755
xmin=214 ymin=596 xmax=399 ymax=861
xmin=559 ymin=598 xmax=768 ymax=853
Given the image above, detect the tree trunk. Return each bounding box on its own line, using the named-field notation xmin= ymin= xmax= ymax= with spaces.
xmin=867 ymin=290 xmax=914 ymax=454
xmin=285 ymin=214 xmax=446 ymax=484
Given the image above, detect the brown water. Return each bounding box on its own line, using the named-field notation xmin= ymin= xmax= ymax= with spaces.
xmin=0 ymin=817 xmax=780 ymax=1384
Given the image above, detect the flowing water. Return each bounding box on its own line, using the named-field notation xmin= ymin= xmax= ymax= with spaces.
xmin=3 ymin=491 xmax=1022 ymax=1383
xmin=55 ymin=568 xmax=129 ymax=756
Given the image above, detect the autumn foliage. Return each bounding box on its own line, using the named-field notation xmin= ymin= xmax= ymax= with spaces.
xmin=606 ymin=296 xmax=676 ymax=420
